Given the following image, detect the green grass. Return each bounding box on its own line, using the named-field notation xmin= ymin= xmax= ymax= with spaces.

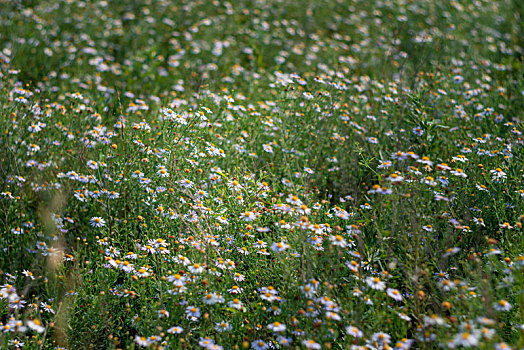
xmin=0 ymin=0 xmax=523 ymax=349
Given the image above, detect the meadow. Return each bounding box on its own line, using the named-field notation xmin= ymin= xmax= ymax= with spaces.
xmin=0 ymin=0 xmax=523 ymax=348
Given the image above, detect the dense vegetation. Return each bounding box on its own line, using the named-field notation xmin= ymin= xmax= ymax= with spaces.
xmin=0 ymin=0 xmax=523 ymax=348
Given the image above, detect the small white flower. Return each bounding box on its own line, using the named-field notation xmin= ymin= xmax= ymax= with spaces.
xmin=167 ymin=326 xmax=184 ymax=334
xmin=267 ymin=321 xmax=286 ymax=333
xmin=453 ymin=330 xmax=480 ymax=347
xmin=90 ymin=217 xmax=106 ymax=228
xmin=386 ymin=288 xmax=403 ymax=301
xmin=366 ymin=276 xmax=386 ymax=290
xmin=27 ymin=319 xmax=45 ymax=333
xmin=263 ymin=144 xmax=273 ymax=153
xmin=493 ymin=299 xmax=512 ymax=311
xmin=271 ymin=241 xmax=290 ymax=252
xmin=40 ymin=302 xmax=55 ymax=314
xmin=215 ymin=321 xmax=232 ymax=332
xmin=346 ymin=326 xmax=363 ymax=338
xmin=251 ymin=340 xmax=269 ymax=350
xmin=185 ymin=306 xmax=200 ymax=320
xmin=135 ymin=336 xmax=151 ymax=347
xmin=329 ymin=235 xmax=347 ymax=247
xmin=302 ymin=339 xmax=321 ymax=349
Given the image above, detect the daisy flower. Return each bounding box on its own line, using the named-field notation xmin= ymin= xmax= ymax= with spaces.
xmin=228 ymin=298 xmax=244 ymax=310
xmin=413 ymin=126 xmax=424 ymax=136
xmin=398 ymin=312 xmax=411 ymax=321
xmin=240 ymin=211 xmax=257 ymax=222
xmin=386 ymin=288 xmax=403 ymax=301
xmin=11 ymin=227 xmax=24 ymax=235
xmin=453 ymin=330 xmax=480 ymax=347
xmin=174 ymin=255 xmax=191 ymax=265
xmin=180 ymin=179 xmax=193 ymax=188
xmin=422 ymin=225 xmax=433 ymax=232
xmin=188 ymin=263 xmax=205 ymax=274
xmin=304 ymin=167 xmax=314 ymax=174
xmin=251 ymin=340 xmax=269 ymax=350
xmin=167 ymin=326 xmax=184 ymax=334
xmin=387 ymin=173 xmax=404 ymax=183
xmin=277 ymin=336 xmax=292 ymax=347
xmin=185 ymin=306 xmax=201 ymax=320
xmin=90 ymin=217 xmax=106 ymax=228
xmin=8 ymin=339 xmax=24 ymax=348
xmin=267 ymin=321 xmax=286 ymax=333
xmin=366 ymin=276 xmax=386 ymax=290
xmin=136 ymin=268 xmax=150 ymax=278
xmin=450 ymin=168 xmax=467 ymax=178
xmin=135 ymin=336 xmax=151 ymax=347
xmin=227 ymin=285 xmax=244 ymax=294
xmin=158 ymin=309 xmax=169 ymax=318
xmin=233 ymin=273 xmax=245 ymax=282
xmin=27 ymin=319 xmax=45 ymax=333
xmin=40 ymin=302 xmax=55 ymax=314
xmin=329 ymin=235 xmax=347 ymax=247
xmin=378 ymin=160 xmax=393 ymax=168
xmin=271 ymin=241 xmax=290 ymax=252
xmin=157 ymin=167 xmax=169 ymax=177
xmin=199 ymin=337 xmax=214 ymax=348
xmin=253 ymin=240 xmax=267 ymax=249
xmin=203 ymin=292 xmax=224 ymax=305
xmin=215 ymin=321 xmax=232 ymax=332
xmin=371 ymin=332 xmax=391 ymax=345
xmin=263 ymin=144 xmax=273 ymax=153
xmin=346 ymin=326 xmax=363 ymax=338
xmin=237 ymin=247 xmax=250 ymax=255
xmin=493 ymin=299 xmax=512 ymax=311
xmin=302 ymin=339 xmax=321 ymax=349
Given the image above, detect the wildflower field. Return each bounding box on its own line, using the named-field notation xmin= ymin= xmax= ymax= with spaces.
xmin=1 ymin=0 xmax=523 ymax=348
